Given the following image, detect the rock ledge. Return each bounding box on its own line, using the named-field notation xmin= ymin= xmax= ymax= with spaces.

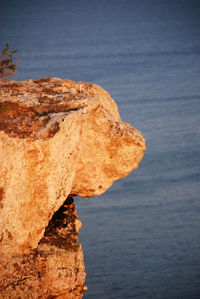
xmin=0 ymin=78 xmax=145 ymax=298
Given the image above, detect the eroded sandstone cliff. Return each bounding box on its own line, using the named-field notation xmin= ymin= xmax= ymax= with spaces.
xmin=0 ymin=78 xmax=145 ymax=298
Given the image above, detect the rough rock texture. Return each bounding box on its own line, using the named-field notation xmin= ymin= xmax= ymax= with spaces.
xmin=0 ymin=197 xmax=86 ymax=298
xmin=0 ymin=78 xmax=145 ymax=298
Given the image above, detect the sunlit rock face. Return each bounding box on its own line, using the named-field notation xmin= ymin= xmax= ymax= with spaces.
xmin=0 ymin=78 xmax=145 ymax=298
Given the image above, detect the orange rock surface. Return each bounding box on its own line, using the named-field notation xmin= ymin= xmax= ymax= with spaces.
xmin=0 ymin=78 xmax=145 ymax=298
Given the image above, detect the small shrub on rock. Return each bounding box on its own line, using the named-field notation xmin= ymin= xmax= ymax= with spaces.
xmin=0 ymin=44 xmax=19 ymax=79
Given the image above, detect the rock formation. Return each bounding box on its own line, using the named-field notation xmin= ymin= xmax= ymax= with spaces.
xmin=0 ymin=196 xmax=86 ymax=298
xmin=0 ymin=78 xmax=145 ymax=298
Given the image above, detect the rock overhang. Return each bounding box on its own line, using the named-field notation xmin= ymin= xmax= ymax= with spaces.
xmin=0 ymin=77 xmax=146 ymax=254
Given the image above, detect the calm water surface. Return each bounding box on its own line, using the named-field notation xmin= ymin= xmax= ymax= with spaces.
xmin=1 ymin=0 xmax=200 ymax=298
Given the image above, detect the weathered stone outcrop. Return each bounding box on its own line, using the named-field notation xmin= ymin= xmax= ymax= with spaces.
xmin=0 ymin=78 xmax=145 ymax=298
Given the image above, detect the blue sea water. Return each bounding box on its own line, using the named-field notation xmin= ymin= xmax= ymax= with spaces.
xmin=1 ymin=0 xmax=200 ymax=298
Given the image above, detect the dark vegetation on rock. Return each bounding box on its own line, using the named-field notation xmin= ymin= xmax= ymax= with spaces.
xmin=0 ymin=44 xmax=20 ymax=79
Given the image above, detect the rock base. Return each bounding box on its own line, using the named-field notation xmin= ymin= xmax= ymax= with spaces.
xmin=0 ymin=197 xmax=86 ymax=299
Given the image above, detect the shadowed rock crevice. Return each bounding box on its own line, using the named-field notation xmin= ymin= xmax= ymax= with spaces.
xmin=39 ymin=196 xmax=80 ymax=250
